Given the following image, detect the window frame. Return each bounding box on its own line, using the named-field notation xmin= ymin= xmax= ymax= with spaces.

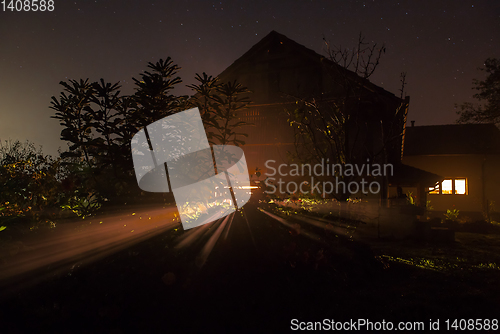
xmin=428 ymin=178 xmax=468 ymax=195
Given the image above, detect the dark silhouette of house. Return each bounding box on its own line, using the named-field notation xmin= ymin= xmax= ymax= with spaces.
xmin=215 ymin=31 xmax=407 ymax=171
xmin=402 ymin=123 xmax=500 ymax=219
xmin=213 ymin=30 xmax=442 ymax=202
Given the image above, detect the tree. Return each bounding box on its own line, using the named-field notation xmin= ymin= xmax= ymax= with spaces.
xmin=50 ymin=79 xmax=97 ymax=168
xmin=130 ymin=58 xmax=187 ymax=129
xmin=456 ymin=58 xmax=500 ymax=125
xmin=187 ymin=73 xmax=251 ymax=146
xmin=51 ymin=59 xmax=251 ymax=205
xmin=286 ymin=33 xmax=408 ymax=201
xmin=181 ymin=73 xmax=252 ymax=193
xmin=51 ymin=58 xmax=185 ymax=171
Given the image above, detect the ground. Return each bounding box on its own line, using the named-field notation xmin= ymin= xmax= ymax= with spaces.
xmin=0 ymin=202 xmax=499 ymax=333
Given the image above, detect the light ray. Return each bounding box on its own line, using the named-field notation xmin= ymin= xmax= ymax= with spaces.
xmin=258 ymin=208 xmax=324 ymax=243
xmin=196 ymin=213 xmax=232 ymax=268
xmin=0 ymin=205 xmax=180 ymax=295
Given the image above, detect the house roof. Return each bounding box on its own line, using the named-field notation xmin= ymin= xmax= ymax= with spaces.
xmin=403 ymin=123 xmax=500 ymax=156
xmin=215 ymin=30 xmax=403 ymax=105
xmin=389 ymin=163 xmax=443 ymax=187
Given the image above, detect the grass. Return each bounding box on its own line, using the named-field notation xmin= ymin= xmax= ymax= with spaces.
xmin=369 ymin=232 xmax=500 ymax=273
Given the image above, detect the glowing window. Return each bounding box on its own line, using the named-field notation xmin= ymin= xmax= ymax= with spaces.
xmin=429 ymin=178 xmax=468 ymax=195
xmin=454 ymin=178 xmax=467 ymax=195
xmin=442 ymin=179 xmax=453 ymax=194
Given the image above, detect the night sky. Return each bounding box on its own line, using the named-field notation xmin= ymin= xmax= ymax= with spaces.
xmin=1 ymin=0 xmax=499 ymax=156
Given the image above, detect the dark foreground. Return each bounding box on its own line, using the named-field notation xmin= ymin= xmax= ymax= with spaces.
xmin=1 ymin=203 xmax=499 ymax=333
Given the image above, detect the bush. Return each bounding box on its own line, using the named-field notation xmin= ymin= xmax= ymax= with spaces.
xmin=0 ymin=140 xmax=64 ymax=219
xmin=0 ymin=140 xmax=96 ymax=228
xmin=444 ymin=208 xmax=460 ymax=221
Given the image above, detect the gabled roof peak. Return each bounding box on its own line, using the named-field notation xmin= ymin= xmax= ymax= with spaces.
xmin=216 ymin=30 xmax=402 ymax=103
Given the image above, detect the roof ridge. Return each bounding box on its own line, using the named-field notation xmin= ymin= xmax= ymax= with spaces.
xmin=216 ymin=30 xmax=401 ymax=100
xmin=403 ymin=122 xmax=500 ymax=156
xmin=406 ymin=123 xmax=498 ymax=128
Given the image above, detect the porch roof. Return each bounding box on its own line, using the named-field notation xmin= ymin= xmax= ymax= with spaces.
xmin=389 ymin=163 xmax=443 ymax=187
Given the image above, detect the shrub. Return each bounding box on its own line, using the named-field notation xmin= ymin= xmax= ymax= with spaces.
xmin=444 ymin=208 xmax=460 ymax=221
xmin=0 ymin=140 xmax=64 ymax=220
